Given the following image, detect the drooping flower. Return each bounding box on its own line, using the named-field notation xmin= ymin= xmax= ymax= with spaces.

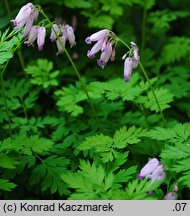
xmin=50 ymin=24 xmax=60 ymax=42
xmin=50 ymin=24 xmax=76 ymax=54
xmin=85 ymin=29 xmax=116 ymax=68
xmin=87 ymin=38 xmax=105 ymax=58
xmin=11 ymin=3 xmax=34 ymax=28
xmin=56 ymin=35 xmax=67 ymax=55
xmin=137 ymin=158 xmax=159 ymax=179
xmin=97 ymin=41 xmax=113 ymax=69
xmin=22 ymin=17 xmax=34 ymax=37
xmin=122 ymin=41 xmax=140 ymax=82
xmin=123 ymin=57 xmax=134 ymax=82
xmin=24 ymin=25 xmax=38 ymax=46
xmin=146 ymin=164 xmax=166 ymax=182
xmin=37 ymin=27 xmax=46 ymax=51
xmin=85 ymin=29 xmax=110 ymax=44
xmin=22 ymin=8 xmax=39 ymax=37
xmin=137 ymin=158 xmax=166 ymax=183
xmin=65 ymin=25 xmax=76 ymax=48
xmin=130 ymin=41 xmax=140 ymax=69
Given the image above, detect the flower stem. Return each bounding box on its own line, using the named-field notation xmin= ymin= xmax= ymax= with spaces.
xmin=138 ymin=62 xmax=167 ymax=127
xmin=117 ymin=37 xmax=167 ymax=127
xmin=39 ymin=9 xmax=99 ymax=125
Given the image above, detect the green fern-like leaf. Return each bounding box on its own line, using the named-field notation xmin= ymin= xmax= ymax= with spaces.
xmin=137 ymin=87 xmax=174 ymax=112
xmin=0 ymin=30 xmax=22 ymax=65
xmin=162 ymin=37 xmax=190 ymax=64
xmin=0 ymin=153 xmax=19 ymax=169
xmin=149 ymin=10 xmax=190 ymax=34
xmin=55 ymin=86 xmax=86 ymax=116
xmin=0 ymin=135 xmax=54 ymax=155
xmin=110 ymin=179 xmax=161 ymax=200
xmin=25 ymin=59 xmax=59 ymax=88
xmin=113 ymin=126 xmax=147 ymax=147
xmin=0 ymin=179 xmax=17 ymax=191
xmin=146 ymin=123 xmax=190 ymax=143
xmin=61 ymin=160 xmax=137 ymax=199
xmin=160 ymin=123 xmax=190 ymax=189
xmin=29 ymin=156 xmax=70 ymax=196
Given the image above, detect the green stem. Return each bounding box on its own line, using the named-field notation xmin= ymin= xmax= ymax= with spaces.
xmin=19 ymin=96 xmax=28 ymax=120
xmin=0 ymin=62 xmax=12 ymax=137
xmin=117 ymin=37 xmax=167 ymax=127
xmin=138 ymin=62 xmax=167 ymax=127
xmin=39 ymin=9 xmax=99 ymax=124
xmin=17 ymin=47 xmax=25 ymax=70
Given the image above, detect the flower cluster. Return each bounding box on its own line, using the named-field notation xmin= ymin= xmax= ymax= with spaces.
xmin=85 ymin=29 xmax=116 ymax=69
xmin=137 ymin=158 xmax=166 ymax=183
xmin=50 ymin=24 xmax=76 ymax=55
xmin=122 ymin=42 xmax=140 ymax=82
xmin=11 ymin=3 xmax=46 ymax=51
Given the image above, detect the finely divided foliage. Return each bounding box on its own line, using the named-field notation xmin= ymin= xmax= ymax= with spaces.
xmin=0 ymin=0 xmax=190 ymax=200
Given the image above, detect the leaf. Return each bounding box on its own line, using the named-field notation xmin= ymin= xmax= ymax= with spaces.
xmin=110 ymin=179 xmax=161 ymax=200
xmin=0 ymin=135 xmax=54 ymax=156
xmin=113 ymin=126 xmax=147 ymax=148
xmin=62 ymin=160 xmax=137 ymax=199
xmin=149 ymin=10 xmax=190 ymax=34
xmin=147 ymin=123 xmax=190 ymax=143
xmin=113 ymin=167 xmax=137 ymax=184
xmin=25 ymin=59 xmax=59 ymax=88
xmin=29 ymin=156 xmax=70 ymax=196
xmin=78 ymin=134 xmax=113 ymax=151
xmin=88 ymin=15 xmax=114 ymax=29
xmin=0 ymin=179 xmax=17 ymax=191
xmin=55 ymin=86 xmax=86 ymax=116
xmin=0 ymin=154 xmax=19 ymax=169
xmin=146 ymin=127 xmax=176 ymax=141
xmin=162 ymin=37 xmax=190 ymax=64
xmin=137 ymin=88 xmax=174 ymax=112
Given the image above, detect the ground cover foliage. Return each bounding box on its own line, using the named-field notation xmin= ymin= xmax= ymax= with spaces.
xmin=0 ymin=0 xmax=190 ymax=200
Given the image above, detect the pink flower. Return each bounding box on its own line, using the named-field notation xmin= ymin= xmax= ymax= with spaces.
xmin=137 ymin=158 xmax=159 ymax=179
xmin=86 ymin=29 xmax=115 ymax=68
xmin=50 ymin=24 xmax=60 ymax=42
xmin=87 ymin=38 xmax=105 ymax=58
xmin=22 ymin=17 xmax=34 ymax=37
xmin=130 ymin=41 xmax=140 ymax=69
xmin=56 ymin=36 xmax=66 ymax=55
xmin=65 ymin=25 xmax=76 ymax=48
xmin=37 ymin=27 xmax=46 ymax=51
xmin=147 ymin=164 xmax=166 ymax=182
xmin=85 ymin=29 xmax=110 ymax=44
xmin=50 ymin=24 xmax=76 ymax=54
xmin=137 ymin=158 xmax=166 ymax=183
xmin=11 ymin=3 xmax=34 ymax=29
xmin=97 ymin=41 xmax=113 ymax=69
xmin=164 ymin=192 xmax=177 ymax=200
xmin=24 ymin=25 xmax=38 ymax=46
xmin=122 ymin=41 xmax=140 ymax=82
xmin=123 ymin=57 xmax=134 ymax=82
